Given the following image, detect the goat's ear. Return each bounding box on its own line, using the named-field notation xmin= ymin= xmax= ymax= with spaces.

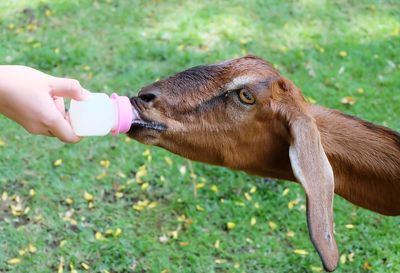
xmin=273 ymin=78 xmax=339 ymax=271
xmin=289 ymin=117 xmax=338 ymax=272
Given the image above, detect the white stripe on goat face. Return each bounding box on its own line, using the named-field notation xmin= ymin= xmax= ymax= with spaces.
xmin=224 ymin=76 xmax=257 ymax=91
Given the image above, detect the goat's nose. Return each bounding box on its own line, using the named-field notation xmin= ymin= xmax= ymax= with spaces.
xmin=137 ymin=86 xmax=160 ymax=103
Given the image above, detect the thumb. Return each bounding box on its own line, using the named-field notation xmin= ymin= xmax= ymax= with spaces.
xmin=50 ymin=77 xmax=91 ymax=101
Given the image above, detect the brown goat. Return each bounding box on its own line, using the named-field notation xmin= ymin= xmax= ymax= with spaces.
xmin=128 ymin=56 xmax=400 ymax=272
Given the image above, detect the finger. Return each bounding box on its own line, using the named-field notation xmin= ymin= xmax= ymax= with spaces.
xmin=50 ymin=77 xmax=91 ymax=101
xmin=54 ymin=97 xmax=66 ymax=117
xmin=46 ymin=112 xmax=81 ymax=143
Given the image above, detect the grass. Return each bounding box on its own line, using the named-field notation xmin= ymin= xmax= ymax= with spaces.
xmin=0 ymin=0 xmax=399 ymax=272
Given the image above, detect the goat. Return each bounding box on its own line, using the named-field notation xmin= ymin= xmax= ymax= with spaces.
xmin=128 ymin=55 xmax=400 ymax=272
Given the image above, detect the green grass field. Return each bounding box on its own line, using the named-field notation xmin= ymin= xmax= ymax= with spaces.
xmin=0 ymin=0 xmax=399 ymax=272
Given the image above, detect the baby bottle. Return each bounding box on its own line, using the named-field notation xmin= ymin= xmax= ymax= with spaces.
xmin=69 ymin=93 xmax=139 ymax=136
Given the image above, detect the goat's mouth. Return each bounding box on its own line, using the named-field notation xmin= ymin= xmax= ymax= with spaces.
xmin=128 ymin=97 xmax=168 ymax=141
xmin=131 ymin=119 xmax=167 ymax=132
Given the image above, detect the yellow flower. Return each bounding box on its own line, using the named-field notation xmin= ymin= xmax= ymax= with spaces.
xmin=250 ymin=217 xmax=256 ymax=226
xmin=81 ymin=262 xmax=90 ymax=270
xmin=214 ymin=239 xmax=220 ymax=249
xmin=84 ymin=192 xmax=94 ymax=202
xmin=65 ymin=197 xmax=74 ymax=205
xmin=0 ymin=139 xmax=6 ymax=147
xmin=250 ymin=186 xmax=257 ymax=193
xmin=100 ymin=159 xmax=110 ymax=168
xmin=196 ymin=205 xmax=204 ymax=211
xmin=7 ymin=258 xmax=21 ymax=265
xmin=345 ymin=224 xmax=355 ymax=229
xmin=227 ymin=222 xmax=236 ymax=230
xmin=268 ymin=221 xmax=277 ymax=230
xmin=254 ymin=202 xmax=260 ymax=209
xmin=339 ymin=51 xmax=347 ymax=57
xmin=244 ymin=192 xmax=252 ymax=201
xmin=210 ymin=185 xmax=219 ymax=193
xmin=53 ymin=159 xmax=63 ymax=167
xmin=293 ymin=249 xmax=308 ymax=255
xmin=18 ymin=249 xmax=26 ymax=256
xmin=357 ymin=87 xmax=364 ymax=94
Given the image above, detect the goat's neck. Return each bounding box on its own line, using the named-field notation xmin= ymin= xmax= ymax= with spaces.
xmin=309 ymin=105 xmax=400 ymax=215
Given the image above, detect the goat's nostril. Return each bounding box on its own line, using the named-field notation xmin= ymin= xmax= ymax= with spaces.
xmin=138 ymin=93 xmax=157 ymax=103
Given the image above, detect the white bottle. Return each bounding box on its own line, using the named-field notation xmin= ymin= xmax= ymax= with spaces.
xmin=69 ymin=92 xmax=138 ymax=136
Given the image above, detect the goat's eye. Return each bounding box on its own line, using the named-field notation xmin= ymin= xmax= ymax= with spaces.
xmin=238 ymin=89 xmax=255 ymax=104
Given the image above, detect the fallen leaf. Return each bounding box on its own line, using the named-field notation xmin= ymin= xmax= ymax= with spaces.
xmin=84 ymin=192 xmax=94 ymax=202
xmin=95 ymin=232 xmax=104 ymax=240
xmin=53 ymin=159 xmax=62 ymax=167
xmin=268 ymin=221 xmax=277 ymax=230
xmin=340 ymin=253 xmax=347 ymax=264
xmin=286 ymin=231 xmax=295 ymax=237
xmin=100 ymin=160 xmax=110 ymax=168
xmin=7 ymin=258 xmax=21 ymax=265
xmin=227 ymin=222 xmax=236 ymax=230
xmin=363 ymin=261 xmax=372 ymax=270
xmin=29 ymin=189 xmax=36 ymax=197
xmin=28 ymin=244 xmax=37 ymax=253
xmin=159 ymin=234 xmax=169 ymax=244
xmin=210 ymin=185 xmax=219 ymax=193
xmin=293 ymin=249 xmax=308 ymax=256
xmin=282 ymin=188 xmax=289 ymax=196
xmin=341 ymin=96 xmax=356 ymax=105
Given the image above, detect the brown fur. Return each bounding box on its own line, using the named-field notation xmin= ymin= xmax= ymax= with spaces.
xmin=128 ymin=55 xmax=400 ymax=271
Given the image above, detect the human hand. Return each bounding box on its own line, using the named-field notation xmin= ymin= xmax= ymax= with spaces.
xmin=0 ymin=65 xmax=91 ymax=143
